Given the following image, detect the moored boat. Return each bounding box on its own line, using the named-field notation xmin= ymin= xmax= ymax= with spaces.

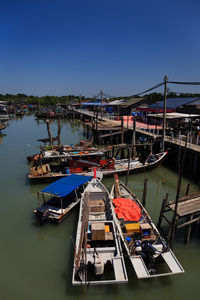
xmin=101 ymin=151 xmax=168 ymax=176
xmin=34 ymin=174 xmax=92 ymax=224
xmin=109 ymin=175 xmax=184 ymax=278
xmin=72 ymin=173 xmax=128 ymax=285
xmin=28 ymin=151 xmax=167 ymax=182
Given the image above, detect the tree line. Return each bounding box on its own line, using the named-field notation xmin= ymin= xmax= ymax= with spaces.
xmin=0 ymin=92 xmax=199 ymax=106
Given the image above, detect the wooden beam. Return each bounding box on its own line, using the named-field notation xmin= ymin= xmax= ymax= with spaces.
xmin=177 ymin=216 xmax=200 ymax=229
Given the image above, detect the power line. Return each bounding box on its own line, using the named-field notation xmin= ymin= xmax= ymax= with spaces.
xmin=168 ymin=81 xmax=200 ymax=85
xmin=127 ymin=82 xmax=164 ymax=98
xmin=93 ymin=80 xmax=200 ymax=101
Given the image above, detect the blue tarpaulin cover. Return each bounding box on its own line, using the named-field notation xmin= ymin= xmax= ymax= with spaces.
xmin=41 ymin=174 xmax=92 ymax=197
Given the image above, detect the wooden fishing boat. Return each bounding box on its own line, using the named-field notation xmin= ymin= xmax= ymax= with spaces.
xmin=28 ymin=151 xmax=166 ymax=182
xmin=26 ymin=142 xmax=98 ymax=163
xmin=109 ymin=175 xmax=184 ymax=278
xmin=72 ymin=172 xmax=128 ymax=285
xmin=28 ymin=153 xmax=113 ymax=182
xmin=34 ymin=174 xmax=92 ymax=224
xmin=28 ymin=160 xmax=104 ymax=182
xmin=101 ymin=151 xmax=168 ymax=176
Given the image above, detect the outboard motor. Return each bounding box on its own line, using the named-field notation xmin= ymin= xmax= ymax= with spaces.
xmin=141 ymin=241 xmax=156 ymax=275
xmin=35 ymin=207 xmax=49 ymax=224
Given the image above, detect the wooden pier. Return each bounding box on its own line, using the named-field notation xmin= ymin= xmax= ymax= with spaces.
xmin=157 ymin=192 xmax=200 ymax=243
xmin=72 ymin=108 xmax=200 ymax=183
xmin=72 ymin=108 xmax=200 ymax=152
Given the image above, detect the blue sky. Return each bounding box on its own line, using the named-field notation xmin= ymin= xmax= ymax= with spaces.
xmin=0 ymin=0 xmax=200 ymax=97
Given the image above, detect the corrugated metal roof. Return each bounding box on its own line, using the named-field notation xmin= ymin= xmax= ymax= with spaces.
xmin=185 ymin=98 xmax=200 ymax=105
xmin=150 ymin=98 xmax=199 ymax=109
xmin=109 ymin=98 xmax=145 ymax=107
xmin=109 ymin=99 xmax=126 ymax=105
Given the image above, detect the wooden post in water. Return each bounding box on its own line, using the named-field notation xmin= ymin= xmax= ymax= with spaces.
xmin=169 ymin=134 xmax=188 ymax=249
xmin=57 ymin=118 xmax=61 ymax=146
xmin=185 ymin=184 xmax=190 ymax=196
xmin=157 ymin=193 xmax=169 ymax=230
xmin=125 ymin=147 xmax=131 ymax=186
xmin=142 ymin=178 xmax=148 ymax=207
xmin=46 ymin=120 xmax=53 ymax=145
xmin=185 ymin=214 xmax=194 ymax=243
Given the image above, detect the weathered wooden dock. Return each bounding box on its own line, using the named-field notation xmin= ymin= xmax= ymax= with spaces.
xmin=157 ymin=192 xmax=200 ymax=243
xmin=72 ymin=108 xmax=200 ymax=183
xmin=72 ymin=108 xmax=200 ymax=152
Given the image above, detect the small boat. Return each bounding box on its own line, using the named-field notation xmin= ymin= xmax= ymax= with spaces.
xmin=28 ymin=151 xmax=111 ymax=182
xmin=101 ymin=151 xmax=168 ymax=176
xmin=34 ymin=174 xmax=93 ymax=224
xmin=26 ymin=145 xmax=101 ymax=163
xmin=72 ymin=172 xmax=128 ymax=285
xmin=109 ymin=175 xmax=184 ymax=278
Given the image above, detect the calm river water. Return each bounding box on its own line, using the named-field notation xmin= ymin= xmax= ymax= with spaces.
xmin=0 ymin=115 xmax=199 ymax=300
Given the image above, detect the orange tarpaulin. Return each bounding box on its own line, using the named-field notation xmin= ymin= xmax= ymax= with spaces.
xmin=113 ymin=197 xmax=141 ymax=222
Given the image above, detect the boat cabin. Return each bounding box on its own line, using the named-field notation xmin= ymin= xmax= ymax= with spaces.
xmin=34 ymin=174 xmax=92 ymax=224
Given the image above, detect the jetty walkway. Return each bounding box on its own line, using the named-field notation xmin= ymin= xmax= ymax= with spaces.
xmin=72 ymin=108 xmax=200 ymax=153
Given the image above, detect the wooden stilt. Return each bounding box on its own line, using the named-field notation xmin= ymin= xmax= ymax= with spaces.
xmin=115 ymin=149 xmax=120 ymax=159
xmin=185 ymin=184 xmax=190 ymax=196
xmin=185 ymin=214 xmax=194 ymax=243
xmin=125 ymin=147 xmax=130 ymax=186
xmin=121 ymin=148 xmax=124 ymax=159
xmin=142 ymin=179 xmax=148 ymax=207
xmin=157 ymin=193 xmax=169 ymax=230
xmin=57 ymin=118 xmax=61 ymax=146
xmin=112 ymin=146 xmax=115 ymax=158
xmin=169 ymin=134 xmax=188 ymax=249
xmin=46 ymin=120 xmax=53 ymax=145
xmin=121 ymin=117 xmax=124 ymax=144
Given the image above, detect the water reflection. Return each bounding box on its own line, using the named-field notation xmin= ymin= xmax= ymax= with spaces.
xmin=0 ymin=133 xmax=6 ymax=144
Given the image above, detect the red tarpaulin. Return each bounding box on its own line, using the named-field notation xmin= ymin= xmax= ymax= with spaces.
xmin=113 ymin=197 xmax=141 ymax=222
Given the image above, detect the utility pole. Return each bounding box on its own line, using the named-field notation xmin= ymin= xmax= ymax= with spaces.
xmin=125 ymin=116 xmax=136 ymax=186
xmin=100 ymin=90 xmax=103 ymax=121
xmin=132 ymin=116 xmax=136 ymax=159
xmin=162 ymin=75 xmax=168 ymax=151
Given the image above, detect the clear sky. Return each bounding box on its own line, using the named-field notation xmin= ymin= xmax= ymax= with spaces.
xmin=0 ymin=0 xmax=200 ymax=97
